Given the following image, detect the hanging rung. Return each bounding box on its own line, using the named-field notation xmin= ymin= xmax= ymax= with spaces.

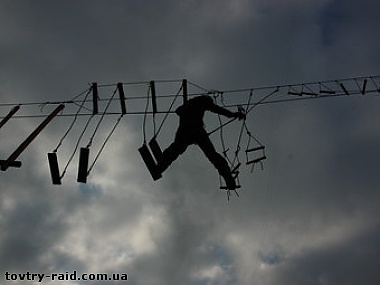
xmin=320 ymin=89 xmax=336 ymax=94
xmin=301 ymin=91 xmax=317 ymax=96
xmin=246 ymin=155 xmax=266 ymax=165
xmin=150 ymin=81 xmax=157 ymax=114
xmin=149 ymin=137 xmax=163 ymax=163
xmin=92 ymin=82 xmax=98 ymax=115
xmin=182 ymin=79 xmax=188 ymax=103
xmin=220 ymin=185 xmax=241 ymax=190
xmin=138 ymin=144 xmax=162 ymax=181
xmin=77 ymin=147 xmax=90 ymax=183
xmin=361 ymin=79 xmax=367 ymax=95
xmin=340 ymin=83 xmax=349 ymax=95
xmin=246 ymin=146 xmax=265 ymax=153
xmin=117 ymin=83 xmax=127 ymax=114
xmin=288 ymin=91 xmax=302 ymax=96
xmin=48 ymin=152 xmax=61 ymax=185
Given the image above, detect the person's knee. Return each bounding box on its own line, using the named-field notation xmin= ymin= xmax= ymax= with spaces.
xmin=206 ymin=152 xmax=228 ymax=166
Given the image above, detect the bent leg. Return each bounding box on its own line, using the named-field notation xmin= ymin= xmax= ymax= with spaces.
xmin=157 ymin=133 xmax=189 ymax=173
xmin=197 ymin=134 xmax=236 ymax=189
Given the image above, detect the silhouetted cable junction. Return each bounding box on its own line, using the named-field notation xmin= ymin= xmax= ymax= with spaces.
xmin=1 ymin=75 xmax=379 ymax=195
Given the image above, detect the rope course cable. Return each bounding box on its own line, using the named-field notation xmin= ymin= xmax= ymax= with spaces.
xmin=76 ymin=86 xmax=122 ymax=183
xmin=85 ymin=87 xmax=118 ymax=148
xmin=1 ymin=75 xmax=379 ymax=187
xmin=61 ymin=105 xmax=96 ymax=181
xmin=86 ymin=114 xmax=124 ymax=177
xmin=53 ymin=88 xmax=92 ymax=153
xmin=47 ymin=88 xmax=92 ymax=184
xmin=2 ymin=75 xmax=379 ymax=120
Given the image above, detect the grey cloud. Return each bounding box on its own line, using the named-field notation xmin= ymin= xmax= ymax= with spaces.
xmin=269 ymin=224 xmax=380 ymax=285
xmin=1 ymin=0 xmax=380 ymax=284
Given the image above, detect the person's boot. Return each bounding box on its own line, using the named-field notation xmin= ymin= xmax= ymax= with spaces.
xmin=224 ymin=174 xmax=237 ymax=190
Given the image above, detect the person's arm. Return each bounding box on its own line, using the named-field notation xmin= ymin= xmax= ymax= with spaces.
xmin=209 ymin=103 xmax=246 ymax=120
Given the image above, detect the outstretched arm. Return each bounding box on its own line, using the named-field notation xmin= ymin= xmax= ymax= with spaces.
xmin=209 ymin=103 xmax=246 ymax=120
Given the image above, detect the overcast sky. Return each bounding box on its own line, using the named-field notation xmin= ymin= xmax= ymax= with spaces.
xmin=1 ymin=0 xmax=380 ymax=284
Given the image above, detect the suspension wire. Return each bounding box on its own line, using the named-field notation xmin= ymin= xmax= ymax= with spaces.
xmin=235 ymin=89 xmax=255 ymax=153
xmin=240 ymin=89 xmax=268 ymax=172
xmin=242 ymin=90 xmax=265 ymax=149
xmin=87 ymin=114 xmax=124 ymax=176
xmin=208 ymin=87 xmax=280 ymax=137
xmin=370 ymin=77 xmax=380 ymax=91
xmin=142 ymin=83 xmax=151 ymax=144
xmin=71 ymin=101 xmax=92 ymax=112
xmin=154 ymin=85 xmax=183 ymax=138
xmin=1 ymin=75 xmax=379 ymax=139
xmin=95 ymin=79 xmax=183 ymax=88
xmin=1 ymin=75 xmax=380 ymax=109
xmin=210 ymin=92 xmax=231 ymax=165
xmin=61 ymin=113 xmax=95 ymax=179
xmin=70 ymin=87 xmax=93 ymax=102
xmin=86 ymin=87 xmax=118 ymax=148
xmin=231 ymin=90 xmax=255 ymax=167
xmin=152 ymin=110 xmax=157 ymax=138
xmin=0 ymin=87 xmax=92 ymax=110
xmin=60 ymin=87 xmax=118 ymax=178
xmin=187 ymin=80 xmax=210 ymax=93
xmin=4 ymin=90 xmax=379 ymax=120
xmin=244 ymin=123 xmax=264 ymax=146
xmin=53 ymin=88 xmax=91 ymax=152
xmin=210 ymin=92 xmax=232 ymax=192
xmin=246 ymin=87 xmax=279 ymax=115
xmin=244 ymin=123 xmax=266 ymax=172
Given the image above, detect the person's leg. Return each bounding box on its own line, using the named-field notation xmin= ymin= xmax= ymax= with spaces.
xmin=157 ymin=130 xmax=189 ymax=173
xmin=197 ymin=133 xmax=236 ymax=189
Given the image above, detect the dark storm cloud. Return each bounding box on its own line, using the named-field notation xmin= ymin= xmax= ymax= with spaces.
xmin=0 ymin=198 xmax=68 ymax=271
xmin=269 ymin=224 xmax=380 ymax=285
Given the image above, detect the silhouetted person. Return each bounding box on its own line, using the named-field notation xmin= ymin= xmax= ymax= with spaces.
xmin=157 ymin=95 xmax=245 ymax=190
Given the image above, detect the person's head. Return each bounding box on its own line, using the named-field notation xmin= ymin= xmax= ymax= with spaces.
xmin=197 ymin=95 xmax=213 ymax=105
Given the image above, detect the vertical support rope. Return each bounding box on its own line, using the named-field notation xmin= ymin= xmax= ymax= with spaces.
xmin=87 ymin=114 xmax=124 ymax=176
xmin=142 ymin=83 xmax=151 ymax=144
xmin=53 ymin=88 xmax=91 ymax=153
xmin=86 ymin=87 xmax=118 ymax=148
xmin=61 ymin=113 xmax=95 ymax=178
xmin=155 ymin=84 xmax=183 ymax=138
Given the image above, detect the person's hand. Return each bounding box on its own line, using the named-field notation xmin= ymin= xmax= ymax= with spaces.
xmin=235 ymin=111 xmax=246 ymax=121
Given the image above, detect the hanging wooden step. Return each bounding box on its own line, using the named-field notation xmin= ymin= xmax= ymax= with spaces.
xmin=77 ymin=147 xmax=90 ymax=183
xmin=47 ymin=152 xmax=61 ymax=185
xmin=138 ymin=144 xmax=162 ymax=181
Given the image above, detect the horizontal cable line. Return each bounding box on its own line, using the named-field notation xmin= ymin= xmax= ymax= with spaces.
xmin=112 ymin=75 xmax=380 ymax=93
xmin=0 ymin=91 xmax=209 ymax=108
xmin=1 ymin=86 xmax=377 ymax=110
xmin=97 ymin=79 xmax=185 ymax=88
xmin=1 ymin=75 xmax=379 ymax=114
xmin=3 ymin=91 xmax=379 ymax=120
xmin=0 ymin=111 xmax=174 ymax=119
